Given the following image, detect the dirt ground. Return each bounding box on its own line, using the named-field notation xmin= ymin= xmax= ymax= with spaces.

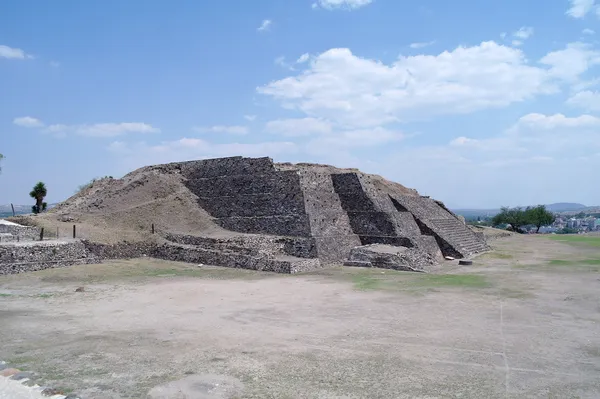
xmin=1 ymin=235 xmax=599 ymax=398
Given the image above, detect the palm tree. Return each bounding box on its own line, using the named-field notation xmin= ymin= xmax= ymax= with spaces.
xmin=30 ymin=181 xmax=48 ymax=214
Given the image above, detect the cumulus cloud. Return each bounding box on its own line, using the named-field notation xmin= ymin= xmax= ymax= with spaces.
xmin=312 ymin=0 xmax=373 ymax=10
xmin=0 ymin=44 xmax=33 ymax=59
xmin=583 ymin=28 xmax=596 ymax=35
xmin=567 ymin=90 xmax=600 ymax=110
xmin=540 ymin=42 xmax=600 ymax=82
xmin=13 ymin=116 xmax=44 ymax=128
xmin=257 ymin=19 xmax=272 ymax=32
xmin=566 ymin=0 xmax=597 ymax=18
xmin=258 ymin=42 xmax=574 ymax=128
xmin=194 ymin=125 xmax=248 ymax=135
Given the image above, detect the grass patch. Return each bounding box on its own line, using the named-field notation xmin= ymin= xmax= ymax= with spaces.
xmin=480 ymin=252 xmax=513 ymax=260
xmin=549 ymin=259 xmax=600 ymax=266
xmin=548 ymin=235 xmax=600 ymax=248
xmin=30 ymin=259 xmax=272 ymax=284
xmin=348 ymin=269 xmax=490 ymax=293
xmin=0 ymin=293 xmax=12 ymax=297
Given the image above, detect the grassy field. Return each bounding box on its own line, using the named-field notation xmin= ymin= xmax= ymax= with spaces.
xmin=548 ymin=234 xmax=600 ymax=247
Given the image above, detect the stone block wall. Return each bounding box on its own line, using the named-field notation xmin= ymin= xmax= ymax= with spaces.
xmin=0 ymin=241 xmax=92 ymax=275
xmin=181 ymin=157 xmax=313 ymax=237
xmin=0 ymin=225 xmax=40 ymax=241
xmin=297 ymin=168 xmax=361 ymax=263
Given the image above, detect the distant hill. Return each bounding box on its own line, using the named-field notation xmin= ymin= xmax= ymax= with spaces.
xmin=545 ymin=203 xmax=587 ymax=212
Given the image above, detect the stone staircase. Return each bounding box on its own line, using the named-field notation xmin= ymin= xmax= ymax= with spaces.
xmin=430 ymin=219 xmax=489 ymax=256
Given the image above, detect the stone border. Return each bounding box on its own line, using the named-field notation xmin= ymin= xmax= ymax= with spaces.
xmin=0 ymin=360 xmax=82 ymax=398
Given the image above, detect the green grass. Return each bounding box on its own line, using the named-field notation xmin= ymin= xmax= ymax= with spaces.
xmin=549 ymin=259 xmax=600 ymax=266
xmin=479 ymin=252 xmax=513 ymax=260
xmin=349 ymin=269 xmax=490 ymax=292
xmin=0 ymin=293 xmax=12 ymax=297
xmin=548 ymin=235 xmax=600 ymax=248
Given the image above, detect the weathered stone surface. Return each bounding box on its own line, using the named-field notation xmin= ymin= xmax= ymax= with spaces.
xmin=347 ymin=244 xmax=436 ymax=272
xmin=0 ymin=241 xmax=94 ymax=275
xmin=0 ymin=156 xmax=489 ymax=275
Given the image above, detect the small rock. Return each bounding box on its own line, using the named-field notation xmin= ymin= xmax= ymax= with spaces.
xmin=10 ymin=371 xmax=33 ymax=380
xmin=75 ymin=286 xmax=85 ymax=292
xmin=458 ymin=260 xmax=473 ymax=266
xmin=0 ymin=368 xmax=20 ymax=377
xmin=42 ymin=387 xmax=64 ymax=396
xmin=445 ymin=256 xmax=455 ymax=261
xmin=198 ymin=263 xmax=204 ymax=267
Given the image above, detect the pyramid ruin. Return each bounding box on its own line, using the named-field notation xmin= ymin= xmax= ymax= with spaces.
xmin=1 ymin=156 xmax=489 ymax=274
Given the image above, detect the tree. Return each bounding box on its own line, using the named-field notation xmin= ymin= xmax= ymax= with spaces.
xmin=0 ymin=153 xmax=4 ymax=173
xmin=29 ymin=182 xmax=48 ymax=214
xmin=526 ymin=205 xmax=556 ymax=233
xmin=492 ymin=206 xmax=529 ymax=233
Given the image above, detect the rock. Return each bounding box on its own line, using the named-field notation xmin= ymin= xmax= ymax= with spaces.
xmin=0 ymin=368 xmax=20 ymax=377
xmin=445 ymin=256 xmax=455 ymax=261
xmin=10 ymin=371 xmax=32 ymax=380
xmin=458 ymin=260 xmax=473 ymax=266
xmin=75 ymin=286 xmax=85 ymax=292
xmin=42 ymin=387 xmax=64 ymax=396
xmin=345 ymin=244 xmax=433 ymax=272
xmin=147 ymin=374 xmax=244 ymax=399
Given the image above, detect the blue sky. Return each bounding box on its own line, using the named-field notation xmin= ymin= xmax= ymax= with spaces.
xmin=1 ymin=0 xmax=599 ymax=208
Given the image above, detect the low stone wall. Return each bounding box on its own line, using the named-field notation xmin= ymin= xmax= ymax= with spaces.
xmin=0 ymin=240 xmax=94 ymax=275
xmin=0 ymin=224 xmax=40 ymax=241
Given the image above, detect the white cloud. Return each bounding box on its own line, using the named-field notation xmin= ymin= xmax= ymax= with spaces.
xmin=513 ymin=27 xmax=534 ymax=40
xmin=297 ymin=53 xmax=311 ymax=63
xmin=409 ymin=41 xmax=436 ymax=49
xmin=257 ymin=19 xmax=272 ymax=32
xmin=381 ymin=112 xmax=600 ymax=207
xmin=510 ymin=112 xmax=600 ymax=130
xmin=566 ymin=0 xmax=596 ymax=18
xmin=15 ymin=118 xmax=159 ymax=138
xmin=583 ymin=28 xmax=596 ymax=35
xmin=512 ymin=40 xmax=523 ymax=47
xmin=265 ymin=118 xmax=332 ymax=136
xmin=540 ymin=42 xmax=600 ymax=82
xmin=49 ymin=61 xmax=60 ymax=68
xmin=0 ymin=44 xmax=33 ymax=60
xmin=194 ymin=125 xmax=248 ymax=135
xmin=275 ymin=56 xmax=295 ymax=71
xmin=312 ymin=0 xmax=373 ymax=10
xmin=13 ymin=116 xmax=44 ymax=128
xmin=109 ymin=138 xmax=298 ymax=170
xmin=75 ymin=123 xmax=159 ymax=137
xmin=567 ymin=91 xmax=600 ymax=111
xmin=244 ymin=115 xmax=257 ymax=121
xmin=258 ymin=42 xmax=565 ymax=128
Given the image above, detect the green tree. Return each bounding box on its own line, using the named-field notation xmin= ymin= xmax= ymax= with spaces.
xmin=492 ymin=206 xmax=529 ymax=233
xmin=29 ymin=181 xmax=48 ymax=214
xmin=0 ymin=153 xmax=4 ymax=173
xmin=525 ymin=205 xmax=556 ymax=233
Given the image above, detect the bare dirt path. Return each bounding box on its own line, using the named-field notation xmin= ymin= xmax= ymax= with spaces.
xmin=1 ymin=235 xmax=599 ymax=398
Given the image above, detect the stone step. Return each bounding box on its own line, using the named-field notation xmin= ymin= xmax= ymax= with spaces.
xmin=157 ymin=243 xmax=321 ymax=274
